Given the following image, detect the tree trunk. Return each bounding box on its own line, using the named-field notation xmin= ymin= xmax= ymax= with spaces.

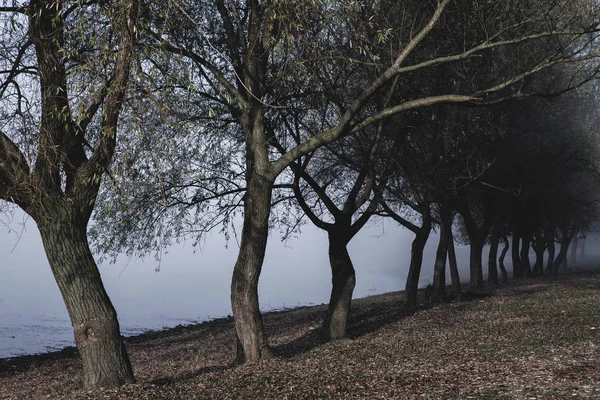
xmin=431 ymin=218 xmax=448 ymax=301
xmin=469 ymin=237 xmax=485 ymax=289
xmin=37 ymin=206 xmax=134 ymax=388
xmin=488 ymin=219 xmax=500 ymax=285
xmin=546 ymin=239 xmax=555 ymax=275
xmin=520 ymin=235 xmax=532 ymax=277
xmin=444 ymin=214 xmax=461 ymax=295
xmin=231 ymin=173 xmax=273 ymax=363
xmin=457 ymin=204 xmax=490 ymax=290
xmin=498 ymin=236 xmax=509 ymax=284
xmin=532 ymin=237 xmax=545 ymax=277
xmin=554 ymin=241 xmax=569 ymax=273
xmin=553 ymin=228 xmax=572 ymax=274
xmin=322 ymin=230 xmax=355 ymax=341
xmin=404 ymin=206 xmax=432 ymax=307
xmin=511 ymin=233 xmax=522 ymax=278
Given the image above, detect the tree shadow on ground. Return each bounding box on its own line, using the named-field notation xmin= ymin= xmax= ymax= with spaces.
xmin=272 ymin=285 xmax=501 ymax=359
xmin=273 ymin=299 xmax=427 ymax=358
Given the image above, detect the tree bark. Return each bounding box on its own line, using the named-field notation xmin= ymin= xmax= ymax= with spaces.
xmin=231 ymin=173 xmax=273 ymax=363
xmin=404 ymin=205 xmax=432 ymax=307
xmin=431 ymin=217 xmax=448 ymax=301
xmin=322 ymin=230 xmax=355 ymax=341
xmin=36 ymin=205 xmax=134 ymax=388
xmin=511 ymin=233 xmax=522 ymax=278
xmin=520 ymin=234 xmax=532 ymax=277
xmin=498 ymin=236 xmax=509 ymax=284
xmin=488 ymin=218 xmax=500 ymax=285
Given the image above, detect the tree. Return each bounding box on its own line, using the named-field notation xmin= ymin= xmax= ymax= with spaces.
xmin=281 ymin=134 xmax=383 ymax=340
xmin=0 ymin=0 xmax=138 ymax=387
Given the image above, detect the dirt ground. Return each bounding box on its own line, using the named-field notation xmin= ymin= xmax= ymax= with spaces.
xmin=1 ymin=272 xmax=599 ymax=399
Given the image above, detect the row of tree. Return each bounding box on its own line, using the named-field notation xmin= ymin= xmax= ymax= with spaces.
xmin=1 ymin=0 xmax=600 ymax=389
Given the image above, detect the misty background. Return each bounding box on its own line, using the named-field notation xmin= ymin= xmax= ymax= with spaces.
xmin=2 ymin=207 xmax=599 ymax=359
xmin=0 ymin=206 xmax=470 ymax=359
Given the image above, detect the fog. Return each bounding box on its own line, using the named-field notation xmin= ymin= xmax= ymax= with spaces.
xmin=2 ymin=207 xmax=600 ymax=358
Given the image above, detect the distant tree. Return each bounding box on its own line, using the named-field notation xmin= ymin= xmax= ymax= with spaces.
xmin=490 ymin=91 xmax=600 ymax=277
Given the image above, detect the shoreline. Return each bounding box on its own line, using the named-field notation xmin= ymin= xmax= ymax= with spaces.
xmin=1 ymin=267 xmax=596 ymax=370
xmin=1 ymin=270 xmax=599 ymax=399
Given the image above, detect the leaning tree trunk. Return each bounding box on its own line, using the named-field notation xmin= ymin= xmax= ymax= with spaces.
xmin=431 ymin=219 xmax=448 ymax=301
xmin=520 ymin=234 xmax=532 ymax=277
xmin=487 ymin=219 xmax=501 ymax=286
xmin=498 ymin=236 xmax=509 ymax=284
xmin=405 ymin=207 xmax=432 ymax=307
xmin=511 ymin=234 xmax=522 ymax=278
xmin=553 ymin=230 xmax=572 ymax=274
xmin=231 ymin=173 xmax=273 ymax=363
xmin=37 ymin=206 xmax=134 ymax=388
xmin=322 ymin=230 xmax=355 ymax=341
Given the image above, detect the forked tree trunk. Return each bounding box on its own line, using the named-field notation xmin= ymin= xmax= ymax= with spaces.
xmin=487 ymin=219 xmax=500 ymax=285
xmin=432 ymin=218 xmax=448 ymax=301
xmin=511 ymin=234 xmax=522 ymax=278
xmin=498 ymin=237 xmax=509 ymax=284
xmin=405 ymin=206 xmax=432 ymax=307
xmin=37 ymin=206 xmax=134 ymax=388
xmin=532 ymin=238 xmax=545 ymax=277
xmin=457 ymin=204 xmax=489 ymax=290
xmin=322 ymin=231 xmax=355 ymax=341
xmin=520 ymin=235 xmax=532 ymax=277
xmin=231 ymin=173 xmax=273 ymax=363
xmin=444 ymin=214 xmax=461 ymax=295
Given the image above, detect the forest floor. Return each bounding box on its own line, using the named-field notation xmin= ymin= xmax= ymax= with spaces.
xmin=1 ymin=271 xmax=599 ymax=400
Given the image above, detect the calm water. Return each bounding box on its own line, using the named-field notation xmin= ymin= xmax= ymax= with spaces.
xmin=0 ymin=314 xmax=186 ymax=357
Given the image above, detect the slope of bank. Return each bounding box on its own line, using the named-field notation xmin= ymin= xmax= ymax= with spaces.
xmin=1 ymin=272 xmax=599 ymax=399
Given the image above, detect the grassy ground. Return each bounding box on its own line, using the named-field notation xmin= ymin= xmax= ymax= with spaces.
xmin=1 ymin=272 xmax=599 ymax=399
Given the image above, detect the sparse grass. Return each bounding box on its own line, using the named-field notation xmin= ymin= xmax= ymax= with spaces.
xmin=1 ymin=271 xmax=599 ymax=399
